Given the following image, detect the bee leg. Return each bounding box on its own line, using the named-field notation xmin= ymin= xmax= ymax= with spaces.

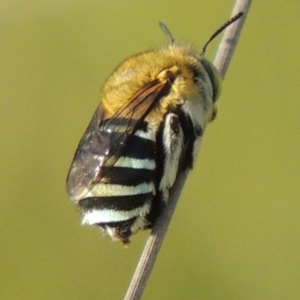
xmin=159 ymin=113 xmax=184 ymax=202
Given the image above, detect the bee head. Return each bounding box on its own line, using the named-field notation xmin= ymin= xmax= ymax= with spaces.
xmin=159 ymin=12 xmax=243 ymax=104
xmin=198 ymin=12 xmax=244 ymax=102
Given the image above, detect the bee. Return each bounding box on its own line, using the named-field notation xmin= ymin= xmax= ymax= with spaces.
xmin=66 ymin=13 xmax=243 ymax=245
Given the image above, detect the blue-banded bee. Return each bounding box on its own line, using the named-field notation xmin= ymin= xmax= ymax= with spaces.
xmin=66 ymin=13 xmax=243 ymax=244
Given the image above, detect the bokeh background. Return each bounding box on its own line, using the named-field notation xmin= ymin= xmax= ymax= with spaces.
xmin=1 ymin=1 xmax=300 ymax=299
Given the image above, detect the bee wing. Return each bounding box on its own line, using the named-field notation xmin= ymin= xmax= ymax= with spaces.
xmin=66 ymin=78 xmax=173 ymax=201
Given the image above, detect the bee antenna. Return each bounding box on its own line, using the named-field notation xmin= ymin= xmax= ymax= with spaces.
xmin=200 ymin=12 xmax=244 ymax=56
xmin=159 ymin=21 xmax=175 ymax=44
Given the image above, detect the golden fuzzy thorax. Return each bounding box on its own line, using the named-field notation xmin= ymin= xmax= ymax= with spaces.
xmin=101 ymin=44 xmax=217 ymax=125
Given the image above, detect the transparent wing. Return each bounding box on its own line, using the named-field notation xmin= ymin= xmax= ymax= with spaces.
xmin=66 ymin=78 xmax=173 ymax=201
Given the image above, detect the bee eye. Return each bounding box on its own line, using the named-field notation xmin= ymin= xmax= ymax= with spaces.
xmin=200 ymin=58 xmax=222 ymax=103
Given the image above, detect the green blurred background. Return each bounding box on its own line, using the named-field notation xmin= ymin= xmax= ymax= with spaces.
xmin=1 ymin=1 xmax=300 ymax=299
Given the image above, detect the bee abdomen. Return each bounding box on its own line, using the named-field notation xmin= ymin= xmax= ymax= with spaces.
xmin=78 ymin=126 xmax=157 ymax=237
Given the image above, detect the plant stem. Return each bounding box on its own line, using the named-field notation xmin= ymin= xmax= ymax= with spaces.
xmin=124 ymin=1 xmax=252 ymax=299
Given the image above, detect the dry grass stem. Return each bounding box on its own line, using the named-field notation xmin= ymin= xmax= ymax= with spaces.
xmin=124 ymin=1 xmax=252 ymax=299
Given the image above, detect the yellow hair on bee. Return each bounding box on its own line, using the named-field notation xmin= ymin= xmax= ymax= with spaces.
xmin=101 ymin=44 xmax=215 ymax=123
